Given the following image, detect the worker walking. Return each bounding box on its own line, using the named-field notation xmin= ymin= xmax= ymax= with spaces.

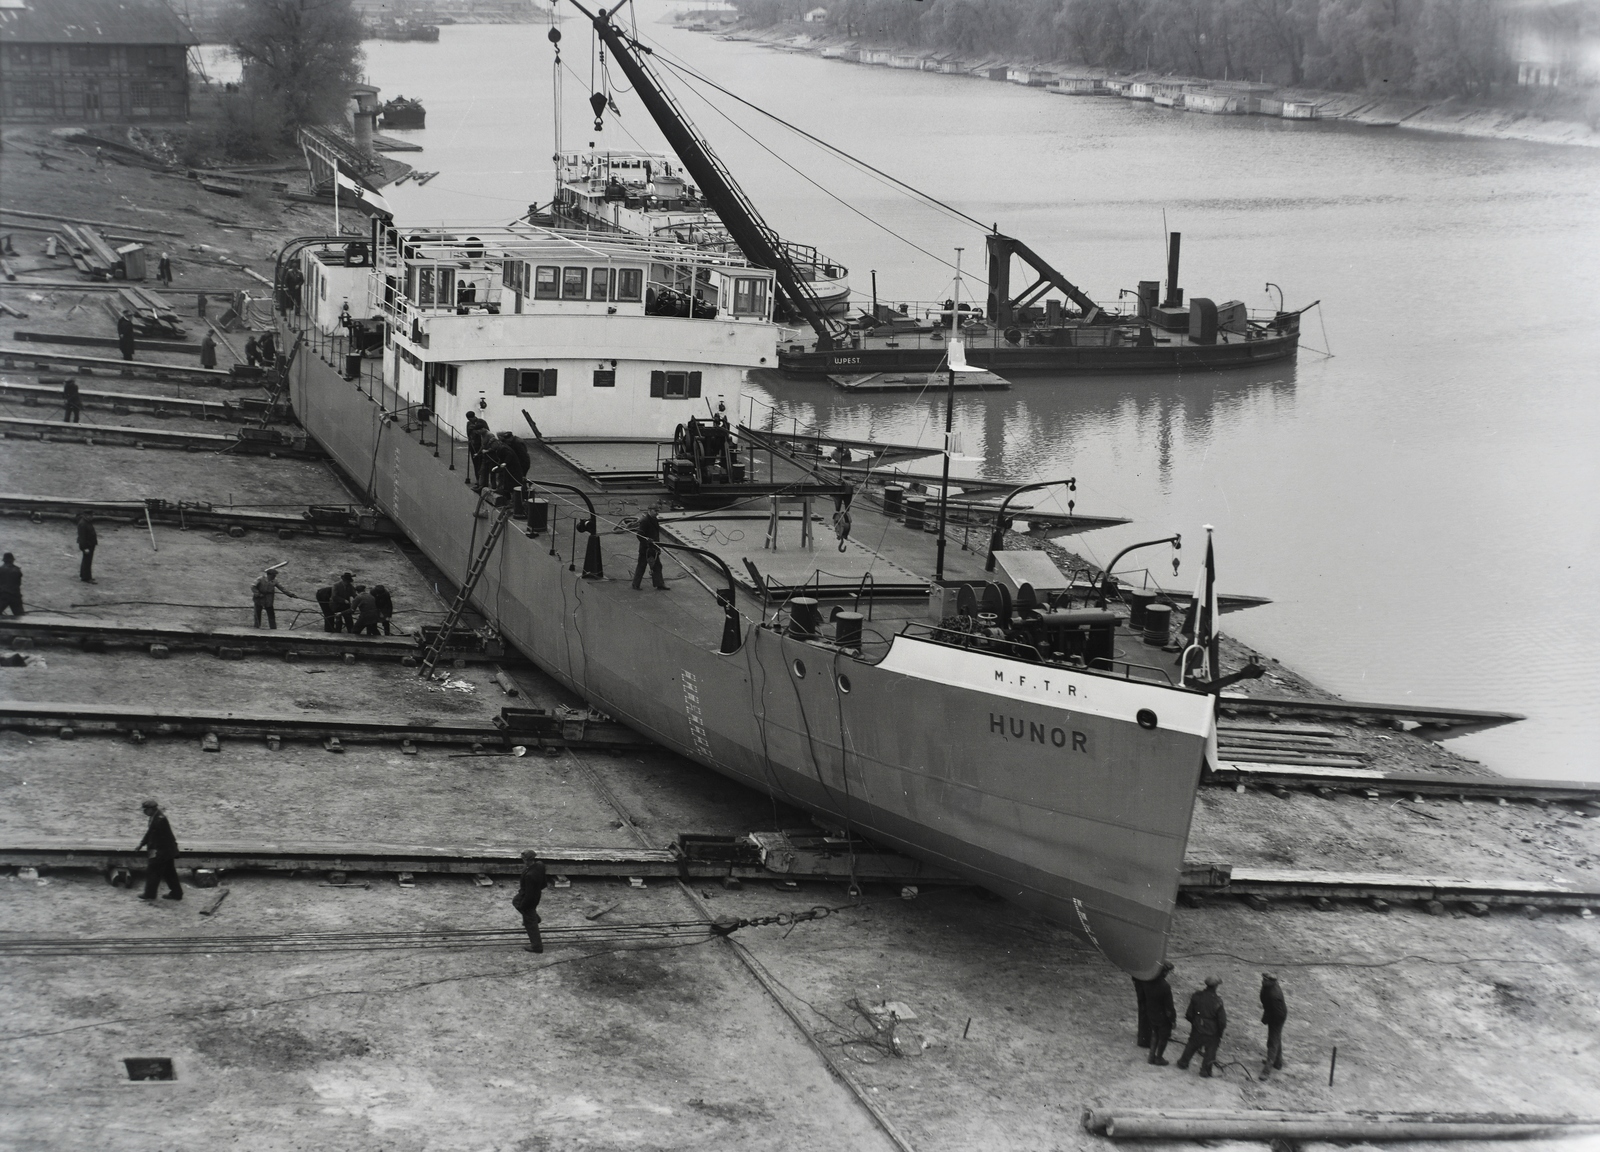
xmin=1260 ymin=973 xmax=1287 ymax=1077
xmin=512 ymin=849 xmax=549 ymax=952
xmin=352 ymin=584 xmax=379 ymax=636
xmin=200 ymin=331 xmax=217 ymax=370
xmin=1176 ymin=976 xmax=1227 ymax=1077
xmin=251 ymin=568 xmax=285 ymax=629
xmin=75 ymin=512 xmax=97 ymax=583
xmin=329 ymin=572 xmax=356 ymax=633
xmin=631 ymin=509 xmax=666 ymax=591
xmin=372 ymin=584 xmax=394 ymax=635
xmin=62 ymin=379 xmax=81 ymax=423
xmin=1145 ymin=961 xmax=1176 ymax=1065
xmin=116 ymin=312 xmax=137 ymax=361
xmin=137 ymin=799 xmax=182 ymax=901
xmin=0 ymin=552 xmax=23 ymax=616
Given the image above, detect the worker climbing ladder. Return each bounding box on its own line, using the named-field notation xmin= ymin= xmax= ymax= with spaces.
xmin=417 ymin=497 xmax=515 ymax=678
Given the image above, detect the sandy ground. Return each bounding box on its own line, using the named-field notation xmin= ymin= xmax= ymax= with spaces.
xmin=2 ymin=124 xmax=1598 ymax=1151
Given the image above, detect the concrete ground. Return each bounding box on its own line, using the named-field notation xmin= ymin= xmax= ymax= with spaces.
xmin=2 ymin=125 xmax=1597 ymax=1152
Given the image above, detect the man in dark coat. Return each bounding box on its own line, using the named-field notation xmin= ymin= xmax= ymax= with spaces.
xmin=199 ymin=331 xmax=217 ymax=370
xmin=62 ymin=379 xmax=81 ymax=423
xmin=512 ymin=849 xmax=549 ymax=952
xmin=315 ymin=583 xmax=337 ymax=632
xmin=1260 ymin=972 xmax=1287 ymax=1077
xmin=116 ymin=312 xmax=137 ymax=361
xmin=1145 ymin=961 xmax=1177 ymax=1065
xmin=631 ymin=509 xmax=666 ymax=591
xmin=1176 ymin=976 xmax=1227 ymax=1077
xmin=0 ymin=552 xmax=23 ymax=617
xmin=157 ymin=252 xmax=172 ymax=285
xmin=497 ymin=431 xmax=531 ymax=511
xmin=465 ymin=413 xmax=489 ymax=487
xmin=259 ymin=330 xmax=277 ymax=365
xmin=329 ymin=572 xmax=356 ymax=633
xmin=244 ymin=335 xmax=260 ymax=367
xmin=138 ymin=799 xmax=182 ymax=901
xmin=76 ymin=512 xmax=97 ymax=583
xmin=372 ymin=584 xmax=395 ymax=635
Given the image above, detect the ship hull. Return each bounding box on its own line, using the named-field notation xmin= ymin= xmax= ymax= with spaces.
xmin=290 ymin=351 xmax=1209 ymax=975
xmin=780 ymin=330 xmax=1299 ymax=376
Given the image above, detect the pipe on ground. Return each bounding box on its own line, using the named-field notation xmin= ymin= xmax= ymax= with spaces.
xmin=1083 ymin=1110 xmax=1596 ymax=1142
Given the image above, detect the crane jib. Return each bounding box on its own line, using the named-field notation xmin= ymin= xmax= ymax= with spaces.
xmin=571 ymin=0 xmax=845 ymax=350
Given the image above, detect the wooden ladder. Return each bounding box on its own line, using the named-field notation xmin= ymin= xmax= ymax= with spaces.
xmin=417 ymin=499 xmax=514 ymax=678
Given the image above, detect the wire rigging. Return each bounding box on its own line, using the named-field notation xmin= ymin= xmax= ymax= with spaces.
xmin=638 ymin=37 xmax=990 ymax=235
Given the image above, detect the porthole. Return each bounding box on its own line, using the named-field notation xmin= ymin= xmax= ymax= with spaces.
xmin=837 ymin=674 xmax=851 ymax=693
xmin=1136 ymin=709 xmax=1158 ymax=731
xmin=792 ymin=659 xmax=807 ymax=679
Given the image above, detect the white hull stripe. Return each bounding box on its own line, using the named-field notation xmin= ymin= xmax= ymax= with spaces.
xmin=877 ymin=636 xmax=1216 ymax=738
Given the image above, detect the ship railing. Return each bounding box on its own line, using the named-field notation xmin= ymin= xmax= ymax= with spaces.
xmin=899 ymin=621 xmax=1177 ymax=686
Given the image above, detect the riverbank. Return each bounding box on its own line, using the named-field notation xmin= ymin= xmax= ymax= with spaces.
xmin=693 ymin=18 xmax=1600 ymax=149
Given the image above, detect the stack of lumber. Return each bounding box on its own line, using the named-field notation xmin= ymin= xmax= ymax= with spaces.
xmin=1216 ymin=721 xmax=1368 ymax=769
xmin=111 ymin=286 xmax=184 ymax=336
xmin=54 ymin=224 xmax=122 ymax=279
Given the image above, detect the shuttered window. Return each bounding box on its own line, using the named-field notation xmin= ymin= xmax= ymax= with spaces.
xmin=504 ymin=368 xmax=558 ymax=397
xmin=649 ymin=370 xmax=701 ymax=399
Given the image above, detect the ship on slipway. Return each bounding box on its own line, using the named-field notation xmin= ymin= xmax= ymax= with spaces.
xmin=278 ymin=8 xmax=1260 ymax=977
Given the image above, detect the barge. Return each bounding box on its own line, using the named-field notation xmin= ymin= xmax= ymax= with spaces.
xmin=282 ymin=222 xmax=1226 ymax=977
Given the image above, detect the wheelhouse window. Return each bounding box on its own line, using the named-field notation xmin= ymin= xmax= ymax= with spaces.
xmin=533 ymin=266 xmax=560 ymax=300
xmin=613 ymin=268 xmax=643 ymax=302
xmin=501 ymin=260 xmax=531 ymax=295
xmin=412 ymin=266 xmax=456 ymax=308
xmin=732 ymin=277 xmax=768 ymax=317
xmin=561 ymin=267 xmax=588 ymax=300
xmin=590 ymin=268 xmax=609 ymax=301
xmin=504 ymin=367 xmax=558 ymax=397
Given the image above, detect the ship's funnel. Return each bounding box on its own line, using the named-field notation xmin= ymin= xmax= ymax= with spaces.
xmin=1163 ymin=231 xmax=1183 ymax=308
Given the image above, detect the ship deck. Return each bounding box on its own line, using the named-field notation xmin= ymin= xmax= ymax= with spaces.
xmin=514 ymin=430 xmax=1190 ymax=685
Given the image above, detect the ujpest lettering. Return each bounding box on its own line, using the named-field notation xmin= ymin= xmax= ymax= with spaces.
xmin=989 ymin=713 xmax=1088 ymax=753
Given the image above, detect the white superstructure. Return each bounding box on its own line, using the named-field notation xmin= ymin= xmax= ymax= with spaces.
xmin=301 ymin=224 xmax=777 ymax=440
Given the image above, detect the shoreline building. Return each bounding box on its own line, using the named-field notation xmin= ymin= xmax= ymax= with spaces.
xmin=0 ymin=0 xmax=198 ymax=124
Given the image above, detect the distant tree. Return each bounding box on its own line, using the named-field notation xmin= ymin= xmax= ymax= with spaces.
xmin=219 ymin=0 xmax=366 ymax=134
xmin=1412 ymin=0 xmax=1504 ymax=97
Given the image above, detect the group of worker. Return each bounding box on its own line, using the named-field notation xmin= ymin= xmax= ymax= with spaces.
xmin=246 ymin=568 xmax=394 ymax=635
xmin=1134 ymin=966 xmax=1287 ymax=1079
xmin=464 ymin=413 xmax=531 ymax=500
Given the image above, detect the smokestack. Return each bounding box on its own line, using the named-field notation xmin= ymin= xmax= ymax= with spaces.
xmin=1164 ymin=232 xmax=1183 ymax=308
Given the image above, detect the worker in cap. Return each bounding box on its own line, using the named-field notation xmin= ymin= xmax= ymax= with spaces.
xmin=1145 ymin=961 xmax=1177 ymax=1066
xmin=1176 ymin=976 xmax=1227 ymax=1077
xmin=136 ymin=799 xmax=182 ymax=901
xmin=630 ymin=509 xmax=666 ymax=591
xmin=512 ymin=849 xmax=549 ymax=953
xmin=329 ymin=572 xmax=356 ymax=633
xmin=1260 ymin=972 xmax=1287 ymax=1077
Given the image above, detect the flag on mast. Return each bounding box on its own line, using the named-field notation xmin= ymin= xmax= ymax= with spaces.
xmin=334 ymin=169 xmax=393 ymax=218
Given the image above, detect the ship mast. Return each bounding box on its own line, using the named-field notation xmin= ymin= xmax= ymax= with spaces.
xmin=934 ymin=249 xmax=962 ymax=583
xmin=566 ymin=0 xmax=846 ymax=350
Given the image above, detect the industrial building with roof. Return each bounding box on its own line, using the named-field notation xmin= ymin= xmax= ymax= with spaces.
xmin=0 ymin=0 xmax=199 ymax=123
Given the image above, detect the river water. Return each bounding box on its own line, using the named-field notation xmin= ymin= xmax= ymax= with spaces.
xmin=358 ymin=8 xmax=1600 ymax=780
